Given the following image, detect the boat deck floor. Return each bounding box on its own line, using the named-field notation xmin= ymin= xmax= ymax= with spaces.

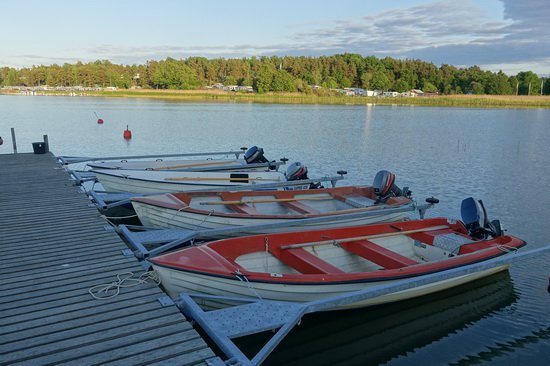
xmin=0 ymin=153 xmax=219 ymax=365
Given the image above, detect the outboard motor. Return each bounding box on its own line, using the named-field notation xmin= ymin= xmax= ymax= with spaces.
xmin=286 ymin=161 xmax=309 ymax=181
xmin=244 ymin=146 xmax=269 ymax=164
xmin=285 ymin=162 xmax=322 ymax=189
xmin=372 ymin=170 xmax=410 ymax=202
xmin=461 ymin=197 xmax=503 ymax=239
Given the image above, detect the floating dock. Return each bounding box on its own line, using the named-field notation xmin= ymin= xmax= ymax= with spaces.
xmin=0 ymin=153 xmax=220 ymax=365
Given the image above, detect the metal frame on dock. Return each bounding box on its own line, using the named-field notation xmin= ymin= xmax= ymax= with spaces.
xmin=173 ymin=245 xmax=550 ymax=366
xmin=118 ymin=201 xmax=434 ymax=259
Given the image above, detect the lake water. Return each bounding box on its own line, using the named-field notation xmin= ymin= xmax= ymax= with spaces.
xmin=1 ymin=95 xmax=549 ymax=365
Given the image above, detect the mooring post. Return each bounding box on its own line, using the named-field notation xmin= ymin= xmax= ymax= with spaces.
xmin=43 ymin=134 xmax=49 ymax=153
xmin=11 ymin=128 xmax=17 ymax=154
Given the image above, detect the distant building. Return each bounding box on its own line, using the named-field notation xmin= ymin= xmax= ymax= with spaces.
xmin=365 ymin=90 xmax=380 ymax=97
xmin=341 ymin=87 xmax=367 ymax=96
xmin=383 ymin=91 xmax=399 ymax=97
xmin=223 ymin=85 xmax=253 ymax=92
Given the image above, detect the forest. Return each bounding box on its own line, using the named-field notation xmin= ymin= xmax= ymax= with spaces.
xmin=0 ymin=54 xmax=548 ymax=95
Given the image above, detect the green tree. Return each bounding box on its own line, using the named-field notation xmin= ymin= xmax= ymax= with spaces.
xmin=253 ymin=63 xmax=275 ymax=93
xmin=421 ymin=81 xmax=438 ymax=93
xmin=224 ymin=75 xmax=238 ymax=86
xmin=5 ymin=68 xmax=18 ymax=86
xmin=370 ymin=72 xmax=391 ymax=91
xmin=271 ymin=69 xmax=296 ymax=92
xmin=395 ymin=78 xmax=411 ymax=92
xmin=516 ymin=71 xmax=540 ymax=95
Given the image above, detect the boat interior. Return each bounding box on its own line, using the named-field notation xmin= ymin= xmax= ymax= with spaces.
xmin=233 ymin=228 xmax=472 ymax=275
xmin=193 ymin=219 xmax=511 ymax=278
xmin=173 ymin=187 xmax=410 ymax=216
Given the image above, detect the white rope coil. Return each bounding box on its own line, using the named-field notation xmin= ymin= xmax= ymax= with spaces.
xmin=89 ymin=271 xmax=160 ymax=300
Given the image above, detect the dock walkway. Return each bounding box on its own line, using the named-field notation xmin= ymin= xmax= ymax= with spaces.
xmin=0 ymin=153 xmax=218 ymax=365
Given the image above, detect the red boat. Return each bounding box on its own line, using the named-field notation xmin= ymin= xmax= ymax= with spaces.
xmin=150 ymin=214 xmax=526 ymax=310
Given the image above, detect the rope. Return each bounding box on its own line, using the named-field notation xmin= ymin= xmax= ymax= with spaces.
xmin=99 ymin=214 xmax=139 ymax=227
xmin=100 ymin=214 xmax=117 ymax=227
xmin=497 ymin=245 xmax=519 ymax=254
xmin=193 ymin=209 xmax=214 ymax=230
xmin=102 ymin=213 xmax=138 ymax=220
xmin=234 ymin=269 xmax=263 ymax=301
xmin=89 ymin=271 xmax=160 ymax=300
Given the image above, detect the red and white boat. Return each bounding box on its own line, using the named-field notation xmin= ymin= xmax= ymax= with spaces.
xmin=131 ymin=185 xmax=414 ymax=236
xmin=149 ymin=217 xmax=525 ymax=310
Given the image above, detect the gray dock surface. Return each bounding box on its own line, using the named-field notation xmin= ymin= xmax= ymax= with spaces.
xmin=0 ymin=153 xmax=218 ymax=365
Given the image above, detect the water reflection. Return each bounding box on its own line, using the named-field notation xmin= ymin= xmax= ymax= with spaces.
xmin=236 ymin=271 xmax=516 ymax=366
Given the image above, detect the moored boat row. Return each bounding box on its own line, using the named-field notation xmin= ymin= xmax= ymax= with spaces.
xmin=63 ymin=145 xmax=529 ymax=315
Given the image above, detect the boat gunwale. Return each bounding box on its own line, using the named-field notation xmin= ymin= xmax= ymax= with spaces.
xmin=91 ymin=169 xmax=285 ymax=187
xmin=149 ymin=218 xmax=526 ymax=285
xmin=150 ymin=247 xmax=524 ymax=286
xmin=132 ymin=186 xmax=413 ymax=219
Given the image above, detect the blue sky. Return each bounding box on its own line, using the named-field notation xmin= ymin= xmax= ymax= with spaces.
xmin=1 ymin=0 xmax=549 ymax=75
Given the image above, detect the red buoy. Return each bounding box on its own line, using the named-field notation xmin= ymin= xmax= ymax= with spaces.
xmin=123 ymin=125 xmax=132 ymax=139
xmin=94 ymin=112 xmax=104 ymax=124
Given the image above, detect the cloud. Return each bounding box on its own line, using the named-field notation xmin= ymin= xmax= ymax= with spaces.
xmin=7 ymin=0 xmax=548 ymax=75
xmin=281 ymin=0 xmax=550 ymax=74
xmin=290 ymin=1 xmax=512 ymax=54
xmin=82 ymin=1 xmax=516 ymax=65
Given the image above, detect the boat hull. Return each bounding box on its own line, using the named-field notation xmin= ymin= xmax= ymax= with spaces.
xmin=87 ymin=158 xmax=272 ymax=172
xmin=153 ymin=264 xmax=509 ymax=310
xmin=132 ymin=199 xmax=409 ymax=236
xmin=92 ymin=170 xmax=285 ymax=194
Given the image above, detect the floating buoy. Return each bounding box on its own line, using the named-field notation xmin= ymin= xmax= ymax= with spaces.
xmin=94 ymin=112 xmax=104 ymax=124
xmin=123 ymin=125 xmax=132 ymax=139
xmin=0 ymin=136 xmax=3 ymax=146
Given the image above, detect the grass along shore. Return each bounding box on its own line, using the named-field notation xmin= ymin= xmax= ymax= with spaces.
xmin=2 ymin=88 xmax=550 ymax=108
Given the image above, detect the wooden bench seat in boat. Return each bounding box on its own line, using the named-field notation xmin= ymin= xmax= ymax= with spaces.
xmin=277 ymin=248 xmax=345 ymax=274
xmin=229 ymin=204 xmax=261 ymax=215
xmin=282 ymin=201 xmax=321 ymax=215
xmin=340 ymin=240 xmax=419 ymax=269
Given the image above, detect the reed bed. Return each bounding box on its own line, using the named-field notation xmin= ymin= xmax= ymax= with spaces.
xmin=3 ymin=89 xmax=550 ymax=108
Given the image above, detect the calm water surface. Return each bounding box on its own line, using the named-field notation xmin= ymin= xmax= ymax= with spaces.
xmin=1 ymin=95 xmax=549 ymax=365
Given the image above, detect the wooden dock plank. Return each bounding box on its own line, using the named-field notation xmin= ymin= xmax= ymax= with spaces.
xmin=0 ymin=153 xmax=217 ymax=365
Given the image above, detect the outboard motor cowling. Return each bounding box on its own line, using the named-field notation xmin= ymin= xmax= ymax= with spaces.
xmin=461 ymin=197 xmax=503 ymax=239
xmin=286 ymin=162 xmax=309 ymax=181
xmin=373 ymin=170 xmax=408 ymax=202
xmin=244 ymin=146 xmax=269 ymax=164
xmin=285 ymin=162 xmax=323 ymax=189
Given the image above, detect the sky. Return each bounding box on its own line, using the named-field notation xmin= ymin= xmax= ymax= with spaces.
xmin=1 ymin=0 xmax=549 ymax=75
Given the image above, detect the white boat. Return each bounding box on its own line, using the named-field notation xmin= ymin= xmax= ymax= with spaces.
xmin=149 ymin=217 xmax=526 ymax=311
xmin=91 ymin=169 xmax=287 ymax=194
xmin=89 ymin=158 xmax=246 ymax=170
xmin=86 ymin=145 xmax=279 ymax=172
xmin=131 ymin=185 xmax=415 ymax=236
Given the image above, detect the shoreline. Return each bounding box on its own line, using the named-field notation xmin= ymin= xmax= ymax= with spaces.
xmin=2 ymin=88 xmax=550 ymax=109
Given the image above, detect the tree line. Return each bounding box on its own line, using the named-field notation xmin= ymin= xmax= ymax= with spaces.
xmin=1 ymin=54 xmax=548 ymax=95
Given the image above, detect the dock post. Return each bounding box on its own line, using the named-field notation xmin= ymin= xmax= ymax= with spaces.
xmin=11 ymin=128 xmax=17 ymax=154
xmin=43 ymin=134 xmax=49 ymax=153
